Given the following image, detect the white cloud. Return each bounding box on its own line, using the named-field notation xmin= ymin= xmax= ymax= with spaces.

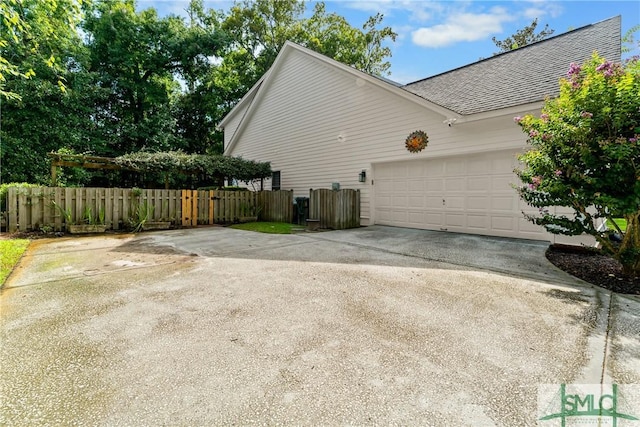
xmin=343 ymin=0 xmax=443 ymax=23
xmin=523 ymin=7 xmax=544 ymax=19
xmin=523 ymin=2 xmax=563 ymax=20
xmin=412 ymin=7 xmax=514 ymax=48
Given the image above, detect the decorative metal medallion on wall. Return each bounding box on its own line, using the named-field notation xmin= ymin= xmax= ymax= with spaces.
xmin=405 ymin=130 xmax=429 ymax=153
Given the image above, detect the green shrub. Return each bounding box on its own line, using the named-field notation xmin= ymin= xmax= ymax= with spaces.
xmin=0 ymin=183 xmax=39 ymax=212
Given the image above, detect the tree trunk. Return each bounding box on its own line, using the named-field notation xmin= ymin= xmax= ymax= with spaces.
xmin=617 ymin=211 xmax=640 ymax=279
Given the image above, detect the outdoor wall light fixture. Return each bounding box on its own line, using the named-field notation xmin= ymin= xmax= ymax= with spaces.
xmin=358 ymin=170 xmax=367 ymax=183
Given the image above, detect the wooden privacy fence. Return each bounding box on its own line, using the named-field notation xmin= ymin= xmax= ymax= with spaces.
xmin=309 ymin=188 xmax=360 ymax=230
xmin=4 ymin=187 xmax=293 ymax=232
xmin=182 ymin=189 xmax=293 ymax=226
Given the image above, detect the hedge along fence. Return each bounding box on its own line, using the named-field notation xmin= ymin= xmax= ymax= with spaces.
xmin=4 ymin=187 xmax=294 ymax=232
xmin=48 ymin=151 xmax=273 ymax=188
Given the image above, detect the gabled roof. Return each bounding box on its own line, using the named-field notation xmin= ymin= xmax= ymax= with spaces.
xmin=402 ymin=16 xmax=621 ymax=115
xmin=222 ymin=41 xmax=460 ymax=154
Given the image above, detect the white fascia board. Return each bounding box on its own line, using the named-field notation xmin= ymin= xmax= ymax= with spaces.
xmin=217 ymin=75 xmax=266 ymax=130
xmin=455 ymin=101 xmax=545 ymax=124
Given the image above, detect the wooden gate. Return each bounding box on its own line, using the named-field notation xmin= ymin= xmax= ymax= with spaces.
xmin=181 ymin=190 xmax=199 ymax=226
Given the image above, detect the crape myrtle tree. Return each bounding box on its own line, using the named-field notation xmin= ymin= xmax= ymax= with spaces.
xmin=514 ymin=54 xmax=640 ymax=278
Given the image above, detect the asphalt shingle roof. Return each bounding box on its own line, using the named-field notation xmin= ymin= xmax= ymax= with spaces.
xmin=402 ymin=16 xmax=621 ymax=115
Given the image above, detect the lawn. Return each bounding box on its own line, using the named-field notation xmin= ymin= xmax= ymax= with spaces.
xmin=607 ymin=218 xmax=627 ymax=232
xmin=230 ymin=222 xmax=300 ymax=234
xmin=1 ymin=239 xmax=29 ymax=285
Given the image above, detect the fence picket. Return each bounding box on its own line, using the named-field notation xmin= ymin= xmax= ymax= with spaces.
xmin=7 ymin=189 xmax=16 ymax=232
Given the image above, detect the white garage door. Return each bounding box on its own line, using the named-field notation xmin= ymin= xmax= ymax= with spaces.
xmin=373 ymin=150 xmax=547 ymax=240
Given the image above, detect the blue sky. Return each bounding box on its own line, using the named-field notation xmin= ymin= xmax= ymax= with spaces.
xmin=137 ymin=1 xmax=640 ymax=84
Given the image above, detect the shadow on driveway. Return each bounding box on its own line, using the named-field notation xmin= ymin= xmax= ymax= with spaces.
xmin=113 ymin=225 xmax=584 ymax=286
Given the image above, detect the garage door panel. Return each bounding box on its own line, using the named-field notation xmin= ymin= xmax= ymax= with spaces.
xmin=392 ymin=195 xmax=408 ymax=207
xmin=426 ymin=196 xmax=444 ymax=207
xmin=445 ymin=160 xmax=465 ymax=175
xmin=467 ymin=215 xmax=488 ymax=230
xmin=407 ymin=179 xmax=424 ymax=192
xmin=391 ymin=210 xmax=408 ymax=222
xmin=407 ymin=211 xmax=425 ymax=224
xmin=426 ymin=179 xmax=443 ymax=191
xmin=468 ymin=196 xmax=489 ymax=210
xmin=407 ymin=162 xmax=424 ymax=177
xmin=376 ymin=196 xmax=392 ymax=208
xmin=493 ymin=155 xmax=518 ymax=171
xmin=393 ymin=181 xmax=408 ymax=191
xmin=377 ymin=180 xmax=394 ymax=192
xmin=377 ymin=209 xmax=392 ymax=221
xmin=467 ymin=177 xmax=490 ymax=191
xmin=492 ymin=196 xmax=515 ymax=211
xmin=445 ymin=177 xmax=465 ymax=191
xmin=425 ymin=212 xmax=443 ymax=226
xmin=446 ymin=197 xmax=465 ymax=210
xmin=492 ymin=175 xmax=516 ymax=191
xmin=408 ymin=196 xmax=424 ymax=208
xmin=426 ymin=163 xmax=444 ymax=176
xmin=492 ymin=216 xmax=515 ymax=231
xmin=446 ymin=214 xmax=465 ymax=227
xmin=393 ymin=167 xmax=408 ymax=178
xmin=468 ymin=158 xmax=492 ymax=174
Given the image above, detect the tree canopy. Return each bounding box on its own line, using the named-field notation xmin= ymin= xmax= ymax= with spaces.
xmin=515 ymin=54 xmax=640 ymax=279
xmin=1 ymin=0 xmax=397 ymax=187
xmin=492 ymin=18 xmax=554 ymax=54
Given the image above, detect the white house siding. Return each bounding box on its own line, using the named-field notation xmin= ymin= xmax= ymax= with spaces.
xmin=226 ymin=49 xmax=536 ymax=226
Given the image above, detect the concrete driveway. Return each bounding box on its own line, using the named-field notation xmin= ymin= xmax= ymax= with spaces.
xmin=1 ymin=226 xmax=639 ymax=426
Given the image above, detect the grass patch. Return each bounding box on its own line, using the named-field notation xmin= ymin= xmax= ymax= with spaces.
xmin=607 ymin=218 xmax=627 ymax=232
xmin=1 ymin=239 xmax=29 ymax=285
xmin=230 ymin=222 xmax=297 ymax=234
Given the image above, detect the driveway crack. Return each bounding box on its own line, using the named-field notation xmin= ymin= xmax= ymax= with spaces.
xmin=600 ymin=291 xmax=614 ymax=384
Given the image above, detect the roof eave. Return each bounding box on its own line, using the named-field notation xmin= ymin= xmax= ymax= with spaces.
xmin=217 ymin=74 xmax=268 ymax=130
xmin=455 ymin=101 xmax=546 ymax=124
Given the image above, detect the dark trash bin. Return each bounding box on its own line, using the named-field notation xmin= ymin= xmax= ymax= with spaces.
xmin=294 ymin=197 xmax=309 ymax=225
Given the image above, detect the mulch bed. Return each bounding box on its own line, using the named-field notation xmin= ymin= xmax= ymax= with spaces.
xmin=546 ymin=244 xmax=639 ymax=295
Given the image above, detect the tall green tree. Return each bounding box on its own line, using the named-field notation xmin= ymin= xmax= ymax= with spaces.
xmin=0 ymin=0 xmax=100 ymax=184
xmin=82 ymin=0 xmax=225 ymax=155
xmin=515 ymin=55 xmax=640 ymax=279
xmin=172 ymin=0 xmax=229 ymax=154
xmin=303 ymin=3 xmax=396 ymax=77
xmin=0 ymin=0 xmax=84 ymax=100
xmin=492 ymin=18 xmax=554 ymax=54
